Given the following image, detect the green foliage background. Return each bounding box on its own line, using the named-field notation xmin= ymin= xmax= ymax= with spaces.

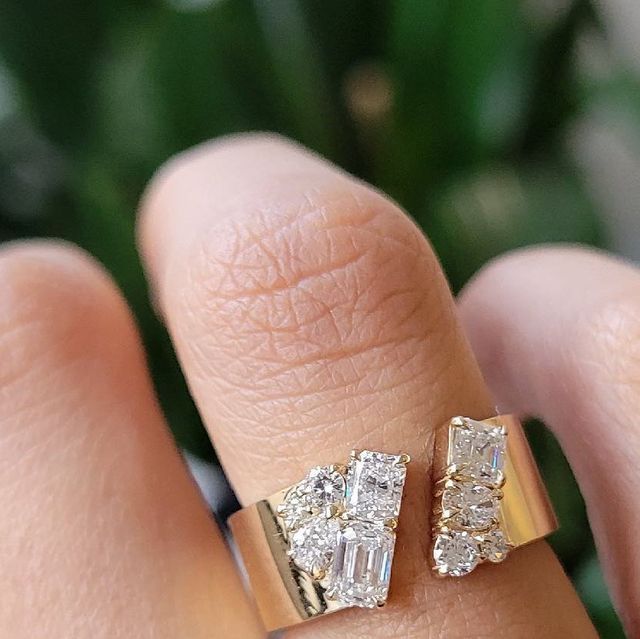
xmin=0 ymin=0 xmax=635 ymax=635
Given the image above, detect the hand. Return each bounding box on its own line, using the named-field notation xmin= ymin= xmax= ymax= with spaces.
xmin=0 ymin=135 xmax=635 ymax=638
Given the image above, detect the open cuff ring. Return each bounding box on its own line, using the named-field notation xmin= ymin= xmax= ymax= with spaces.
xmin=228 ymin=450 xmax=410 ymax=631
xmin=229 ymin=415 xmax=557 ymax=630
xmin=430 ymin=414 xmax=558 ymax=577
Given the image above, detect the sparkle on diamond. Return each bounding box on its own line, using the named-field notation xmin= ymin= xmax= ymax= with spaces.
xmin=345 ymin=450 xmax=406 ymax=522
xmin=448 ymin=418 xmax=507 ymax=485
xmin=328 ymin=521 xmax=395 ymax=608
xmin=441 ymin=481 xmax=499 ymax=530
xmin=433 ymin=531 xmax=480 ymax=577
xmin=288 ymin=517 xmax=341 ymax=575
xmin=479 ymin=529 xmax=510 ymax=563
xmin=278 ymin=466 xmax=345 ymax=532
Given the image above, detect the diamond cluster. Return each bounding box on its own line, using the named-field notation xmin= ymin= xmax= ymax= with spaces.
xmin=432 ymin=417 xmax=512 ymax=577
xmin=277 ymin=451 xmax=408 ymax=609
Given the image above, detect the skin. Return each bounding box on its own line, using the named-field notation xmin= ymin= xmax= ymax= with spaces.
xmin=0 ymin=134 xmax=635 ymax=637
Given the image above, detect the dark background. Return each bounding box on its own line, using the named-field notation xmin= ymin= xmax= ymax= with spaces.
xmin=1 ymin=1 xmax=639 ymax=635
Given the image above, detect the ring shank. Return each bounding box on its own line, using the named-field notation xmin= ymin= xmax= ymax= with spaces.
xmin=229 ymin=490 xmax=345 ymax=631
xmin=230 ymin=415 xmax=557 ymax=628
xmin=488 ymin=415 xmax=558 ymax=547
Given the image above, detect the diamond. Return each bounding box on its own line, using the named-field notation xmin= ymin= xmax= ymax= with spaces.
xmin=278 ymin=466 xmax=345 ymax=531
xmin=441 ymin=482 xmax=499 ymax=530
xmin=278 ymin=492 xmax=309 ymax=531
xmin=346 ymin=450 xmax=407 ymax=522
xmin=433 ymin=531 xmax=480 ymax=577
xmin=449 ymin=418 xmax=506 ymax=485
xmin=328 ymin=521 xmax=395 ymax=608
xmin=480 ymin=528 xmax=510 ymax=563
xmin=288 ymin=517 xmax=341 ymax=575
xmin=305 ymin=466 xmax=346 ymax=511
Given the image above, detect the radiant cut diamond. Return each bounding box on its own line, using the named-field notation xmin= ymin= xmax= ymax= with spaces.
xmin=480 ymin=528 xmax=510 ymax=563
xmin=441 ymin=482 xmax=498 ymax=530
xmin=433 ymin=531 xmax=479 ymax=576
xmin=288 ymin=517 xmax=341 ymax=575
xmin=449 ymin=418 xmax=507 ymax=485
xmin=328 ymin=521 xmax=395 ymax=608
xmin=279 ymin=466 xmax=345 ymax=531
xmin=346 ymin=450 xmax=406 ymax=522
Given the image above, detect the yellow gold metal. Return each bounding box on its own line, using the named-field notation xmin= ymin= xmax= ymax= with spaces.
xmin=229 ymin=487 xmax=347 ymax=631
xmin=385 ymin=517 xmax=398 ymax=530
xmin=486 ymin=415 xmax=557 ymax=547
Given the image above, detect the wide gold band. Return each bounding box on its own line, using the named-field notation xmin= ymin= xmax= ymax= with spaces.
xmin=229 ymin=488 xmax=338 ymax=631
xmin=431 ymin=414 xmax=558 ymax=576
xmin=493 ymin=415 xmax=557 ymax=546
xmin=229 ymin=417 xmax=557 ymax=628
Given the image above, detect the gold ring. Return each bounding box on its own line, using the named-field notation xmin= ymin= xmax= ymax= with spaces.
xmin=228 ymin=450 xmax=410 ymax=631
xmin=430 ymin=414 xmax=558 ymax=577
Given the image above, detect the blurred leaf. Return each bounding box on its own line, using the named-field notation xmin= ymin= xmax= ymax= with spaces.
xmin=575 ymin=555 xmax=626 ymax=637
xmin=526 ymin=422 xmax=591 ymax=568
xmin=427 ymin=162 xmax=604 ymax=290
xmin=0 ymin=0 xmax=146 ymax=148
xmin=151 ymin=1 xmax=278 ymax=149
xmin=384 ymin=1 xmax=534 ymax=211
xmin=519 ymin=0 xmax=600 ymax=155
xmin=253 ymin=0 xmax=342 ymax=158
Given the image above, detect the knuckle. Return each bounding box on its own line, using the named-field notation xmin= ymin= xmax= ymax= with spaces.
xmin=169 ymin=180 xmax=447 ymax=464
xmin=177 ymin=181 xmax=438 ymax=375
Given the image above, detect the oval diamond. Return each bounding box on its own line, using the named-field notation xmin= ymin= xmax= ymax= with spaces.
xmin=441 ymin=482 xmax=498 ymax=530
xmin=433 ymin=531 xmax=479 ymax=577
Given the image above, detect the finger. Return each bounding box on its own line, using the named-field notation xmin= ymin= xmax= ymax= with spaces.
xmin=459 ymin=245 xmax=640 ymax=635
xmin=139 ymin=135 xmax=596 ymax=638
xmin=0 ymin=242 xmax=262 ymax=639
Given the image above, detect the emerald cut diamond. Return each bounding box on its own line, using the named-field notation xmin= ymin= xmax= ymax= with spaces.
xmin=328 ymin=521 xmax=395 ymax=608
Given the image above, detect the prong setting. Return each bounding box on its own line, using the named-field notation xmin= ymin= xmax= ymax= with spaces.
xmin=432 ymin=416 xmax=511 ymax=576
xmin=279 ymin=449 xmax=410 ymax=609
